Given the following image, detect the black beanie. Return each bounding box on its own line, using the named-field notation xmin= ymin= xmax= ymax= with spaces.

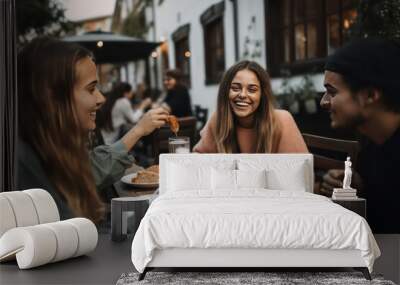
xmin=325 ymin=38 xmax=400 ymax=104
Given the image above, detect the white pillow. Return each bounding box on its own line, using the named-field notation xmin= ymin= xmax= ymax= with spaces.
xmin=166 ymin=162 xmax=211 ymax=191
xmin=211 ymin=169 xmax=267 ymax=190
xmin=211 ymin=168 xmax=236 ymax=190
xmin=237 ymin=169 xmax=267 ymax=188
xmin=238 ymin=159 xmax=308 ymax=191
xmin=266 ymin=163 xmax=307 ymax=191
xmin=166 ymin=159 xmax=236 ymax=192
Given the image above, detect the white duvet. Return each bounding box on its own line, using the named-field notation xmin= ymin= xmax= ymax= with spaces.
xmin=131 ymin=190 xmax=380 ymax=273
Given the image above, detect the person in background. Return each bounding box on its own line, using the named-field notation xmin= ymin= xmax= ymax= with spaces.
xmin=17 ymin=37 xmax=168 ymax=223
xmin=320 ymin=38 xmax=400 ymax=233
xmin=193 ymin=60 xmax=307 ymax=153
xmin=154 ymin=69 xmax=193 ymax=117
xmin=134 ymin=82 xmax=148 ymax=103
xmin=97 ymin=82 xmax=152 ymax=145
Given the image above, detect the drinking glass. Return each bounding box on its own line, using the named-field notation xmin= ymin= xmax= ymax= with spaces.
xmin=168 ymin=137 xmax=190 ymax=153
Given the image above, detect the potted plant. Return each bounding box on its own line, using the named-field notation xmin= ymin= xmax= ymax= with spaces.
xmin=278 ymin=70 xmax=300 ymax=114
xmin=296 ymin=74 xmax=318 ymax=114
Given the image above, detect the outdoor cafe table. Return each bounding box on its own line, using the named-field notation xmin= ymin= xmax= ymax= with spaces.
xmin=113 ymin=163 xmax=158 ymax=198
xmin=114 ymin=180 xmax=157 ymax=198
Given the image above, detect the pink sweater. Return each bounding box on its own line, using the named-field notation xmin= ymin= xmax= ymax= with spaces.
xmin=193 ymin=109 xmax=308 ymax=153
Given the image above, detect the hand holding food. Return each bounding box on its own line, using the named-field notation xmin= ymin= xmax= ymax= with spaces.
xmin=166 ymin=115 xmax=179 ymax=135
xmin=135 ymin=108 xmax=169 ymax=136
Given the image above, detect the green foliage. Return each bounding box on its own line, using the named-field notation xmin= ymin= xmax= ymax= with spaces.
xmin=122 ymin=10 xmax=149 ymax=39
xmin=279 ymin=70 xmax=318 ymax=108
xmin=297 ymin=74 xmax=318 ymax=101
xmin=351 ymin=0 xmax=400 ymax=41
xmin=16 ymin=0 xmax=75 ymax=45
xmin=279 ymin=70 xmax=298 ymax=108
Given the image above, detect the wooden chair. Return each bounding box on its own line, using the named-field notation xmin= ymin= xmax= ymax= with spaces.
xmin=194 ymin=105 xmax=208 ymax=132
xmin=151 ymin=116 xmax=197 ymax=163
xmin=302 ymin=133 xmax=360 ymax=195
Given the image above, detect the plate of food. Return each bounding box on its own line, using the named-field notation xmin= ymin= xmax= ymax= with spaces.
xmin=121 ymin=165 xmax=159 ymax=188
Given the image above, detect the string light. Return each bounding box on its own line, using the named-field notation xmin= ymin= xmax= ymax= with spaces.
xmin=344 ymin=19 xmax=350 ymax=29
xmin=97 ymin=41 xmax=103 ymax=48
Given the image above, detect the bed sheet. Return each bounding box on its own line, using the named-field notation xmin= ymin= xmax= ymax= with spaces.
xmin=131 ymin=190 xmax=380 ymax=273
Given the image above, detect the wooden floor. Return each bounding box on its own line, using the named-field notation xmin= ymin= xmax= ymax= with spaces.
xmin=373 ymin=234 xmax=400 ymax=284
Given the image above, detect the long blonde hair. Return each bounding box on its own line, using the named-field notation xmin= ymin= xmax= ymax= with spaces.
xmin=215 ymin=60 xmax=281 ymax=153
xmin=18 ymin=37 xmax=104 ymax=223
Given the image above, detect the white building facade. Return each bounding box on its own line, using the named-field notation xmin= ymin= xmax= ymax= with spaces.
xmin=149 ymin=0 xmax=267 ymax=115
xmin=133 ymin=0 xmax=362 ymax=116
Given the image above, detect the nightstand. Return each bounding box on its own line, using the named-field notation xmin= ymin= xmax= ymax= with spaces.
xmin=332 ymin=198 xmax=366 ymax=219
xmin=111 ymin=195 xmax=153 ymax=241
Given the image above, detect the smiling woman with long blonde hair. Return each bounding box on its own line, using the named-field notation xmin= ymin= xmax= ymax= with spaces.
xmin=193 ymin=60 xmax=307 ymax=154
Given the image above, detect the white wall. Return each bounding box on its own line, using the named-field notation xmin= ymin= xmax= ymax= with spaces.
xmin=153 ymin=0 xmax=234 ymax=114
xmin=236 ymin=0 xmax=266 ymax=67
xmin=118 ymin=0 xmax=146 ymax=90
xmin=145 ymin=5 xmax=159 ymax=90
xmin=63 ymin=0 xmax=116 ymax=22
xmin=152 ymin=0 xmax=302 ymax=114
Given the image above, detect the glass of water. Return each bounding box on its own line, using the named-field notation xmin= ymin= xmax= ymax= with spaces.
xmin=168 ymin=137 xmax=190 ymax=153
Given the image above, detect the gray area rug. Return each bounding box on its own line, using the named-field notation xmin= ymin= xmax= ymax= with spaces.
xmin=117 ymin=272 xmax=396 ymax=285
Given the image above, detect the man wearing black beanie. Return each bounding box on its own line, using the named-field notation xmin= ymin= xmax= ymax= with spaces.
xmin=320 ymin=38 xmax=400 ymax=234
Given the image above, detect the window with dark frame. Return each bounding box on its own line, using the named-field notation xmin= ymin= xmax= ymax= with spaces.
xmin=201 ymin=1 xmax=225 ymax=85
xmin=174 ymin=37 xmax=191 ymax=87
xmin=267 ymin=0 xmax=359 ymax=77
xmin=172 ymin=24 xmax=191 ymax=87
xmin=326 ymin=0 xmax=358 ymax=54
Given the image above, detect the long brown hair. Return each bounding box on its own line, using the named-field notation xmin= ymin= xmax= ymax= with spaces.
xmin=18 ymin=37 xmax=104 ymax=223
xmin=96 ymin=82 xmax=132 ymax=131
xmin=215 ymin=60 xmax=281 ymax=153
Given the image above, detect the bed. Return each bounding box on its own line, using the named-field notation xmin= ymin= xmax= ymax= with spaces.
xmin=131 ymin=154 xmax=380 ymax=280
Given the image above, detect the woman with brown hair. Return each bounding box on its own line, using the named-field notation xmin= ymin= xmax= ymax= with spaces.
xmin=193 ymin=60 xmax=307 ymax=153
xmin=17 ymin=37 xmax=168 ymax=223
xmin=155 ymin=69 xmax=193 ymax=117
